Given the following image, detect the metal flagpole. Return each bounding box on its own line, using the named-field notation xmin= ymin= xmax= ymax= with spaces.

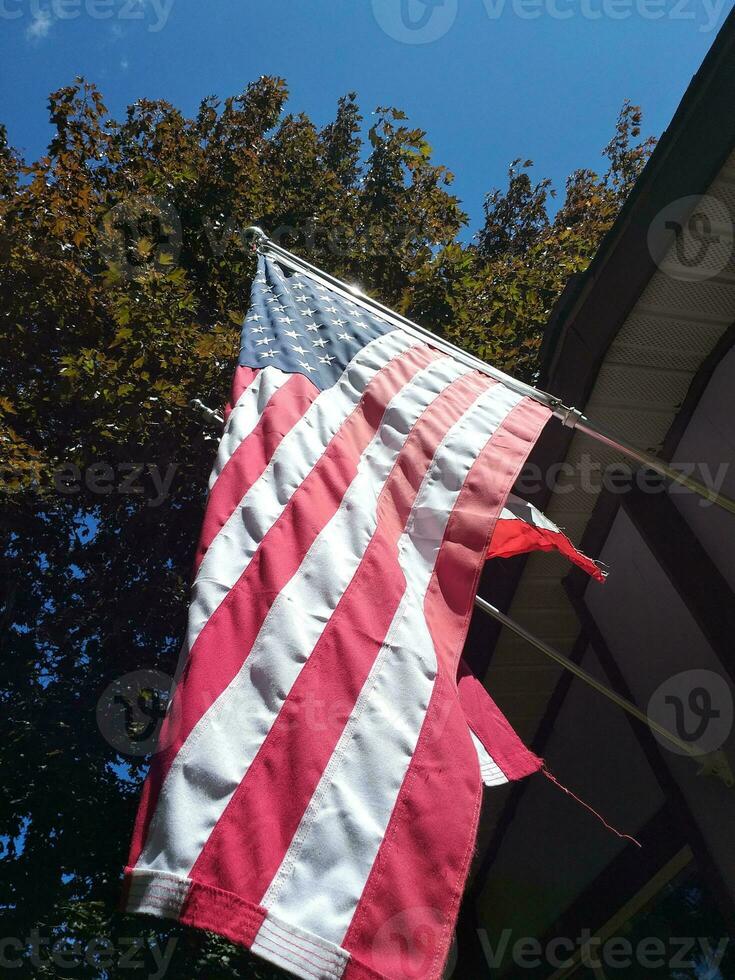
xmin=190 ymin=399 xmax=733 ymax=786
xmin=243 ymin=226 xmax=735 ymax=516
xmin=473 ymin=596 xmax=733 ymax=787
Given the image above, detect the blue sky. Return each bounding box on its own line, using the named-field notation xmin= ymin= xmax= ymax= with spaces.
xmin=0 ymin=0 xmax=731 ymax=232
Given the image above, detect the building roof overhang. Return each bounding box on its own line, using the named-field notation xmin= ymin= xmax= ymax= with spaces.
xmin=469 ymin=6 xmax=735 ymax=912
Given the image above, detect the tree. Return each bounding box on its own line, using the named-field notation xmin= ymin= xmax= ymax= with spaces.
xmin=406 ymin=100 xmax=656 ymax=382
xmin=476 ymin=158 xmax=552 ymax=259
xmin=0 ymin=78 xmax=653 ymax=977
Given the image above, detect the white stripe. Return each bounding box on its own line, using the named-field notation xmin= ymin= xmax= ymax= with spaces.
xmin=208 ymin=366 xmax=290 ymax=491
xmin=125 ymin=868 xmax=191 ymax=919
xmin=500 ymin=492 xmax=558 ymax=532
xmin=251 ymin=913 xmax=349 ymax=980
xmin=184 ymin=330 xmax=415 ymax=659
xmin=261 ymin=383 xmax=524 ymax=942
xmin=137 ymin=355 xmax=472 ymax=877
xmin=470 ymin=731 xmax=509 ymax=787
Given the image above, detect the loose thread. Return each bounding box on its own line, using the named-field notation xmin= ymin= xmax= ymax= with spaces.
xmin=542 ymin=767 xmax=642 ymax=848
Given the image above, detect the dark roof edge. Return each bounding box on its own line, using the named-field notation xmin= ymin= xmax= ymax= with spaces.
xmin=538 ymin=8 xmax=735 ymax=406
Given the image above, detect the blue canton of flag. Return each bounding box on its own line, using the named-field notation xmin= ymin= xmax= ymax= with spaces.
xmin=239 ymin=255 xmax=396 ymax=391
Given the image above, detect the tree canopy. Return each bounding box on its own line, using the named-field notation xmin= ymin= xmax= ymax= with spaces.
xmin=0 ymin=77 xmax=653 ymax=977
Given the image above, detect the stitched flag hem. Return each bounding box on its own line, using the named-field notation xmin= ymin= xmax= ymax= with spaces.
xmin=123 ymin=867 xmax=353 ymax=980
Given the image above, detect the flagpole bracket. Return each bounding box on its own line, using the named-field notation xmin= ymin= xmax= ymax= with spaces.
xmin=557 ymin=404 xmax=585 ymax=430
xmin=190 ymin=398 xmax=224 ymax=429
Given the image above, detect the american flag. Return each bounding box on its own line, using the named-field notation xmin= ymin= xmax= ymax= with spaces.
xmin=124 ymin=255 xmax=596 ymax=980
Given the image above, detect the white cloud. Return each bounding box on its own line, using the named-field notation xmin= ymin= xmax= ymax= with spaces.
xmin=26 ymin=9 xmax=54 ymax=41
xmin=120 ymin=57 xmax=129 ymax=71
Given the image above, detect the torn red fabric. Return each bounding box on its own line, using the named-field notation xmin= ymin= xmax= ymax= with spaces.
xmin=488 ymin=492 xmax=606 ymax=582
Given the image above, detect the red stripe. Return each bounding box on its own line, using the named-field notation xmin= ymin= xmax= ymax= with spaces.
xmin=180 ymin=874 xmax=266 ymax=949
xmin=187 ymin=372 xmax=492 ymax=901
xmin=344 ymin=675 xmax=481 ymax=980
xmin=425 ymin=397 xmax=551 ymax=680
xmin=342 ymin=397 xmax=550 ymax=980
xmin=228 ymin=364 xmax=258 ymax=418
xmin=194 ymin=372 xmax=318 ymax=574
xmin=488 ymin=519 xmax=605 ymax=582
xmin=457 ymin=662 xmax=542 ymax=781
xmin=128 ymin=343 xmax=437 ymax=868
